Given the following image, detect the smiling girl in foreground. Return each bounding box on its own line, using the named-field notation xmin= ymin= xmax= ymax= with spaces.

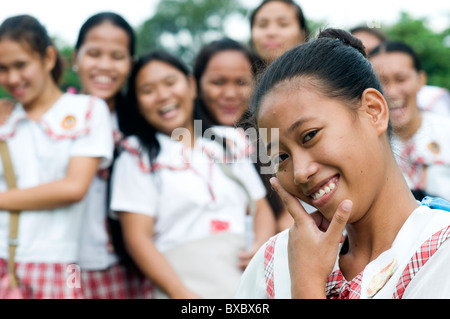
xmin=235 ymin=29 xmax=450 ymax=299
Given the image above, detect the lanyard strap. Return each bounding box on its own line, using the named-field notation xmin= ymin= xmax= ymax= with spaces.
xmin=0 ymin=141 xmax=20 ymax=289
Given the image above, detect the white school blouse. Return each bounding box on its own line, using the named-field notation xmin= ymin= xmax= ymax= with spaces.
xmin=235 ymin=204 xmax=450 ymax=299
xmin=0 ymin=93 xmax=114 ymax=263
xmin=78 ymin=112 xmax=122 ymax=270
xmin=391 ymin=112 xmax=450 ymax=201
xmin=110 ymin=126 xmax=266 ymax=252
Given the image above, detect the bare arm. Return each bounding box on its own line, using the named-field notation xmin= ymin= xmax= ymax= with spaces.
xmin=119 ymin=212 xmax=200 ymax=299
xmin=0 ymin=156 xmax=100 ymax=211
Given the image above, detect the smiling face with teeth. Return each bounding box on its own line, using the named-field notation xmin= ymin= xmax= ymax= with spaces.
xmin=370 ymin=51 xmax=425 ymax=141
xmin=74 ymin=21 xmax=132 ymax=110
xmin=135 ymin=60 xmax=196 ymax=137
xmin=258 ymin=81 xmax=389 ymax=222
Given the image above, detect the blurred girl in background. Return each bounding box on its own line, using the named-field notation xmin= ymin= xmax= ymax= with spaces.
xmin=249 ymin=0 xmax=309 ymax=76
xmin=111 ymin=50 xmax=275 ymax=298
xmin=0 ymin=15 xmax=113 ymax=298
xmin=369 ymin=41 xmax=450 ymax=202
xmin=72 ymin=12 xmax=151 ymax=298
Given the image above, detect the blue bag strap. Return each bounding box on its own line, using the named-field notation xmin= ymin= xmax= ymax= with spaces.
xmin=421 ymin=196 xmax=450 ymax=212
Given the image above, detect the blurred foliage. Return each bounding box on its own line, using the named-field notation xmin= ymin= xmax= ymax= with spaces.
xmin=136 ymin=0 xmax=246 ymax=65
xmin=0 ymin=85 xmax=9 ymax=99
xmin=59 ymin=44 xmax=80 ymax=92
xmin=0 ymin=6 xmax=448 ymax=99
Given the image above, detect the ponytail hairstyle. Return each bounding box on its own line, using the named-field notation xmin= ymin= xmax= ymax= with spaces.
xmin=0 ymin=14 xmax=64 ymax=83
xmin=248 ymin=28 xmax=387 ymax=133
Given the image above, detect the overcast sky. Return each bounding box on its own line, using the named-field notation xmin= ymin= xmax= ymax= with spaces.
xmin=0 ymin=0 xmax=448 ymax=46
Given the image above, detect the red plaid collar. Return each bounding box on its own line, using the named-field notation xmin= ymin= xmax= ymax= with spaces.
xmin=326 ymin=269 xmax=363 ymax=299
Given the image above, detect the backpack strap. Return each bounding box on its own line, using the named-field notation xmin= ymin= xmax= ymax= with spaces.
xmin=421 ymin=196 xmax=450 ymax=211
xmin=0 ymin=141 xmax=20 ymax=289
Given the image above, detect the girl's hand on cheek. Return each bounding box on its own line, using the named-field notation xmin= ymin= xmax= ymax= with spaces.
xmin=270 ymin=177 xmax=352 ymax=298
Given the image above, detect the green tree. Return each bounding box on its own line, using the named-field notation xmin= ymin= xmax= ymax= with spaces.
xmin=136 ymin=0 xmax=246 ymax=65
xmin=385 ymin=12 xmax=450 ymax=89
xmin=59 ymin=44 xmax=80 ymax=92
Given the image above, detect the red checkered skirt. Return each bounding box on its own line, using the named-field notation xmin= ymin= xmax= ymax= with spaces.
xmin=0 ymin=258 xmax=85 ymax=299
xmin=81 ymin=263 xmax=154 ymax=299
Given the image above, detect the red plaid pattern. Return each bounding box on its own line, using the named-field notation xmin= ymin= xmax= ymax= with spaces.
xmin=82 ymin=264 xmax=154 ymax=299
xmin=392 ymin=225 xmax=450 ymax=299
xmin=0 ymin=259 xmax=85 ymax=299
xmin=81 ymin=264 xmax=127 ymax=299
xmin=123 ymin=266 xmax=154 ymax=299
xmin=263 ymin=235 xmax=278 ymax=299
xmin=326 ymin=270 xmax=363 ymax=299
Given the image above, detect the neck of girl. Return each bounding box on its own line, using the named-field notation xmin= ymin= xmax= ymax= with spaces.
xmin=395 ymin=106 xmax=422 ymax=142
xmin=340 ymin=154 xmax=419 ymax=280
xmin=24 ymin=82 xmax=63 ymax=121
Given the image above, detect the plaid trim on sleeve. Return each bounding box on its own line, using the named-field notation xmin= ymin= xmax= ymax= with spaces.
xmin=263 ymin=235 xmax=279 ymax=299
xmin=392 ymin=225 xmax=450 ymax=299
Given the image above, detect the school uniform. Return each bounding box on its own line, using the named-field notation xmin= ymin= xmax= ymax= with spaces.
xmin=235 ymin=197 xmax=450 ymax=299
xmin=110 ymin=126 xmax=266 ymax=295
xmin=79 ymin=111 xmax=151 ymax=299
xmin=0 ymin=93 xmax=113 ymax=298
xmin=391 ymin=111 xmax=450 ymax=201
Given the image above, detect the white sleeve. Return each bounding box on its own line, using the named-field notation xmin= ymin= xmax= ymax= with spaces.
xmin=402 ymin=239 xmax=450 ymax=298
xmin=70 ymin=98 xmax=114 ymax=169
xmin=110 ymin=150 xmax=158 ymax=217
xmin=231 ymin=162 xmax=267 ymax=201
xmin=429 ymin=94 xmax=450 ymax=117
xmin=234 ymin=242 xmax=269 ymax=299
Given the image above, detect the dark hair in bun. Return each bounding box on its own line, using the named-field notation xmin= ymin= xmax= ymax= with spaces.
xmin=248 ymin=28 xmax=383 ymax=116
xmin=318 ymin=28 xmax=367 ymax=58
